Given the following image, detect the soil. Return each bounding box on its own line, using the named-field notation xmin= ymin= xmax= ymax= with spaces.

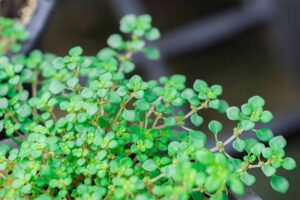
xmin=0 ymin=0 xmax=37 ymax=24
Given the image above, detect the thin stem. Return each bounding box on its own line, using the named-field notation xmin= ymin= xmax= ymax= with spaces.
xmin=114 ymin=107 xmax=124 ymax=122
xmin=144 ymin=108 xmax=155 ymax=128
xmin=145 ymin=97 xmax=162 ymax=128
xmin=0 ymin=173 xmax=6 ymax=180
xmin=224 ymin=151 xmax=233 ymax=158
xmin=126 ymin=52 xmax=133 ymax=58
xmin=184 ymin=100 xmax=208 ymax=119
xmin=10 ymin=115 xmax=20 ymax=124
xmin=248 ymin=164 xmax=261 ymax=169
xmin=236 ymin=163 xmax=264 ymax=173
xmin=210 ymin=135 xmax=236 ymax=152
xmin=146 ymin=97 xmax=162 ymax=119
xmin=182 ymin=126 xmax=192 ymax=131
xmin=15 ymin=131 xmax=24 ymax=137
xmin=210 ymin=146 xmax=219 ymax=152
xmin=155 ymin=124 xmax=165 ymax=130
xmin=125 ymin=95 xmax=134 ymax=104
xmin=31 ymin=70 xmax=39 ymax=116
xmin=114 ymin=95 xmax=134 ymax=122
xmin=51 ymin=112 xmax=57 ymax=121
xmin=118 ymin=51 xmax=134 ymax=73
xmin=104 ymin=190 xmax=112 ymax=200
xmin=98 ymin=98 xmax=106 ymax=116
xmin=66 ymin=193 xmax=72 ymax=200
xmin=148 ymin=173 xmax=164 ymax=184
xmin=99 ymin=102 xmax=104 ymax=116
xmin=9 ymin=136 xmax=22 ymax=145
xmin=32 ymin=185 xmax=44 ymax=193
xmin=144 ymin=113 xmax=149 ymax=128
xmin=32 ymin=83 xmax=37 ymax=98
xmin=152 ymin=115 xmax=161 ymax=128
xmin=32 ymin=77 xmax=37 ymax=98
xmin=223 ymin=135 xmax=236 ymax=146
xmin=192 ymin=188 xmax=212 ymax=197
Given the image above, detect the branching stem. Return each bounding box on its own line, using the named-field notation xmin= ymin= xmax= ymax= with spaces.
xmin=148 ymin=173 xmax=164 ymax=184
xmin=184 ymin=100 xmax=208 ymax=119
xmin=210 ymin=135 xmax=236 ymax=152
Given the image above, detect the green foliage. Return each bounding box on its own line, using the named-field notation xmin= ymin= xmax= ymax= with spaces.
xmin=271 ymin=176 xmax=289 ymax=193
xmin=0 ymin=14 xmax=295 ymax=200
xmin=208 ymin=120 xmax=222 ymax=135
xmin=0 ymin=17 xmax=28 ymax=55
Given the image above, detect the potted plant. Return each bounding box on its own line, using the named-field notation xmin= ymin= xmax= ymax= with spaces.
xmin=0 ymin=14 xmax=296 ymax=199
xmin=0 ymin=0 xmax=57 ymax=55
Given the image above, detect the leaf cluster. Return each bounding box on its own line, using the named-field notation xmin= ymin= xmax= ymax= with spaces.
xmin=0 ymin=14 xmax=296 ymax=200
xmin=0 ymin=17 xmax=28 ymax=55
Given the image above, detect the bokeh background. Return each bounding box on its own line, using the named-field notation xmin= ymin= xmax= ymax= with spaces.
xmin=4 ymin=0 xmax=300 ymax=199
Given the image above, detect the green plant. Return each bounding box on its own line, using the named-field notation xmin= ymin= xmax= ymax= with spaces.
xmin=0 ymin=17 xmax=28 ymax=56
xmin=0 ymin=14 xmax=296 ymax=200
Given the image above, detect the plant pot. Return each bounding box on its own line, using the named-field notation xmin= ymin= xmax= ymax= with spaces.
xmin=21 ymin=0 xmax=57 ymax=54
xmin=0 ymin=0 xmax=57 ymax=56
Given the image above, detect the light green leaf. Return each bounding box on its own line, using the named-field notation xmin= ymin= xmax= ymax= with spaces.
xmin=189 ymin=130 xmax=207 ymax=149
xmin=120 ymin=61 xmax=135 ymax=73
xmin=107 ymin=34 xmax=124 ymax=49
xmin=251 ymin=143 xmax=265 ymax=156
xmin=86 ymin=104 xmax=98 ymax=116
xmin=17 ymin=104 xmax=31 ymax=118
xmin=209 ymin=99 xmax=220 ymax=109
xmin=271 ymin=176 xmax=289 ymax=193
xmin=196 ymin=149 xmax=214 ymax=164
xmin=49 ymin=80 xmax=65 ymax=94
xmin=122 ymin=109 xmax=136 ymax=122
xmin=168 ymin=141 xmax=180 ymax=156
xmin=229 ymin=178 xmax=244 ymax=196
xmin=269 ymin=136 xmax=286 ymax=149
xmin=144 ymin=47 xmax=160 ymax=60
xmin=69 ymin=46 xmax=83 ymax=56
xmin=108 ymin=92 xmax=122 ymax=104
xmin=52 ymin=57 xmax=65 ymax=69
xmin=145 ymin=28 xmax=160 ymax=41
xmin=260 ymin=111 xmax=273 ymax=123
xmin=226 ymin=106 xmax=240 ymax=120
xmin=81 ymin=88 xmax=94 ymax=99
xmin=248 ymin=96 xmax=265 ymax=107
xmin=241 ymin=172 xmax=256 ymax=186
xmin=241 ymin=120 xmax=255 ymax=131
xmin=282 ymin=157 xmax=296 ymax=170
xmin=190 ymin=114 xmax=203 ymax=127
xmin=262 ymin=165 xmax=276 ymax=177
xmin=0 ymin=98 xmax=8 ymax=109
xmin=211 ymin=85 xmax=222 ymax=96
xmin=9 ymin=76 xmax=20 ymax=85
xmin=233 ymin=138 xmax=245 ymax=152
xmin=0 ymin=84 xmax=9 ymax=96
xmin=164 ymin=117 xmax=176 ymax=126
xmin=256 ymin=128 xmax=273 ymax=142
xmin=142 ymin=159 xmax=157 ymax=171
xmin=208 ymin=120 xmax=222 ymax=135
xmin=193 ymin=80 xmax=207 ymax=92
xmin=135 ymin=99 xmax=150 ymax=111
xmin=67 ymin=77 xmax=79 ymax=88
xmin=21 ymin=184 xmax=32 ymax=194
xmin=241 ymin=103 xmax=253 ymax=115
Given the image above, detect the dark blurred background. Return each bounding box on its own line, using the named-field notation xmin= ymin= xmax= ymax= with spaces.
xmin=5 ymin=0 xmax=300 ymax=199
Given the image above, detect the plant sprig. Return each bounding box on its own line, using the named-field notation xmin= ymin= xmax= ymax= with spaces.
xmin=0 ymin=17 xmax=28 ymax=55
xmin=0 ymin=14 xmax=296 ymax=200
